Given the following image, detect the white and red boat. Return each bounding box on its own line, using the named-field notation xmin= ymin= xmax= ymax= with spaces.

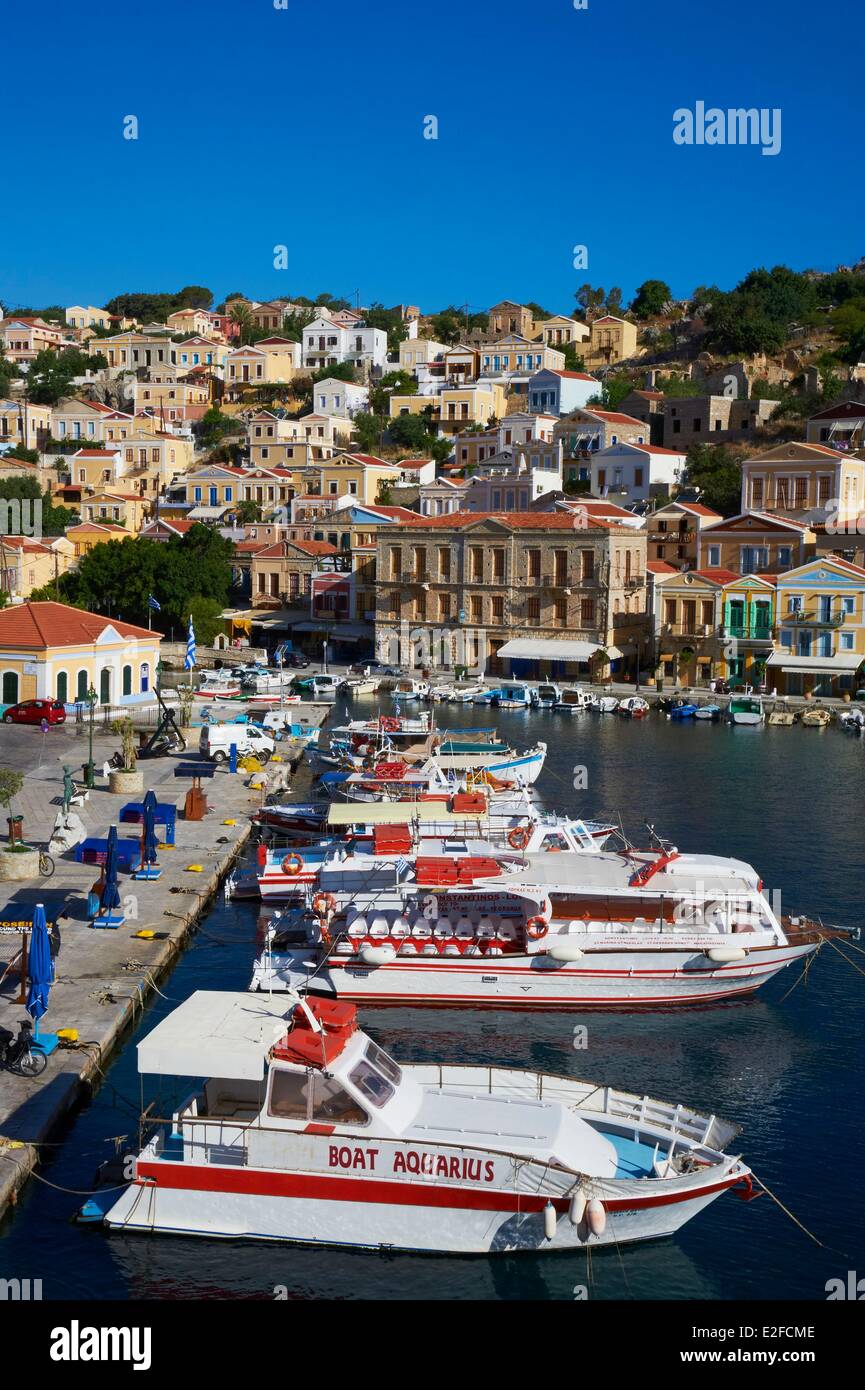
xmin=82 ymin=990 xmax=753 ymax=1253
xmin=250 ymin=846 xmax=835 ymax=1006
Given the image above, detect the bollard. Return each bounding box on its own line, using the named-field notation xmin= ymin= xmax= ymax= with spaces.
xmin=229 ymin=742 xmax=238 ymax=774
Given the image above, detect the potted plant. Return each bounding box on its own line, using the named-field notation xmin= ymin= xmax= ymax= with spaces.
xmin=107 ymin=717 xmax=145 ymax=794
xmin=0 ymin=768 xmax=39 ymax=880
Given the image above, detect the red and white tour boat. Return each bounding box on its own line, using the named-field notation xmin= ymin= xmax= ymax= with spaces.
xmin=83 ymin=990 xmax=753 ymax=1253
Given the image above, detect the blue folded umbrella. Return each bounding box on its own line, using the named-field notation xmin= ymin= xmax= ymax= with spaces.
xmin=100 ymin=825 xmax=123 ymax=914
xmin=26 ymin=902 xmax=54 ymax=1023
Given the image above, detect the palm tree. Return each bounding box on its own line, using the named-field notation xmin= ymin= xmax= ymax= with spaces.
xmin=229 ymin=302 xmax=255 ymax=345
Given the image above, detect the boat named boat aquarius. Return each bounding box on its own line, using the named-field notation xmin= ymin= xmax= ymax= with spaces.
xmin=81 ymin=990 xmax=753 ymax=1254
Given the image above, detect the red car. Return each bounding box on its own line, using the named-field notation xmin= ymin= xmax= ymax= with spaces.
xmin=2 ymin=699 xmax=66 ymax=726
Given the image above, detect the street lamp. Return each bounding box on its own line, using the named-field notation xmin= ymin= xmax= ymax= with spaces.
xmin=85 ymin=684 xmax=97 ymax=789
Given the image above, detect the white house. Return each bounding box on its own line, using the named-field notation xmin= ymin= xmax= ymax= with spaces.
xmin=463 ymin=441 xmax=563 ymax=511
xmin=312 ymin=378 xmax=369 ymax=418
xmin=302 ymin=317 xmax=387 ymax=373
xmin=527 ymin=368 xmax=601 ymax=416
xmin=591 ymin=442 xmax=688 ymax=504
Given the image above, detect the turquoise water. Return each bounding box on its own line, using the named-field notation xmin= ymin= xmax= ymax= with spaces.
xmin=1 ymin=698 xmax=863 ymax=1300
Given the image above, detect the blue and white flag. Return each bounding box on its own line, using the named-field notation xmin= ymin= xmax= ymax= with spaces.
xmin=395 ymin=856 xmax=412 ymax=880
xmin=147 ymin=594 xmax=161 ymax=612
xmin=185 ymin=617 xmax=197 ymax=670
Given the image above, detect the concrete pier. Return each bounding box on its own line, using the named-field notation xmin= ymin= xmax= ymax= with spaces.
xmin=0 ymin=706 xmax=325 ymax=1222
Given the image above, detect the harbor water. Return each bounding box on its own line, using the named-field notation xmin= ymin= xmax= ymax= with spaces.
xmin=2 ymin=697 xmax=863 ymax=1300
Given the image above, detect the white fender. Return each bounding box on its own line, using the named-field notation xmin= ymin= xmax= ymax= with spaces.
xmin=359 ymin=943 xmax=397 ymax=966
xmin=586 ymin=1198 xmax=606 ymax=1236
xmin=706 ymin=946 xmax=748 ymax=963
xmin=568 ymin=1191 xmax=587 ymax=1226
xmin=548 ymin=941 xmax=585 ymax=962
xmin=543 ymin=1200 xmax=557 ymax=1241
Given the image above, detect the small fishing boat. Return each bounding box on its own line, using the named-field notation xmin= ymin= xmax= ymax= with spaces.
xmin=291 ymin=675 xmax=344 ymax=701
xmin=495 ymin=683 xmax=533 ymax=709
xmin=395 ymin=678 xmax=431 ymax=700
xmin=694 ymin=703 xmax=722 ymax=721
xmin=532 ymin=683 xmax=561 ymax=710
xmin=617 ymin=696 xmax=650 ymax=719
xmin=472 ymin=688 xmax=500 ymax=705
xmin=83 ymin=990 xmax=754 ymax=1253
xmin=344 ymin=677 xmax=379 ymax=695
xmin=799 ymin=706 xmax=831 ymax=728
xmin=591 ymin=695 xmax=619 ymax=714
xmin=554 ymin=686 xmax=593 ymax=714
xmin=839 ymin=708 xmax=865 ymax=735
xmin=198 ymin=671 xmax=243 ymax=700
xmin=767 ymin=709 xmax=796 ymax=727
xmin=729 ymin=696 xmax=765 ymax=726
xmin=668 ymin=703 xmax=697 ymax=720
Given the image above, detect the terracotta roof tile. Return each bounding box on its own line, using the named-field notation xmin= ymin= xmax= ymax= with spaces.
xmin=0 ymin=601 xmax=158 ymax=649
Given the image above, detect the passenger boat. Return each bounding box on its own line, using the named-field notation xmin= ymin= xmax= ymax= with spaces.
xmin=553 ymin=686 xmax=593 ymax=713
xmin=532 ymin=683 xmax=560 ymax=709
xmin=617 ymin=696 xmax=650 ymax=718
xmin=394 ymin=678 xmax=431 ymax=700
xmin=198 ymin=671 xmax=243 ymax=700
xmin=83 ymin=990 xmax=753 ymax=1253
xmin=251 ymin=845 xmax=842 ymax=1006
xmin=495 ymin=683 xmax=533 ymax=708
xmin=247 ymin=803 xmax=615 ymax=901
xmin=729 ymin=695 xmax=765 ymax=726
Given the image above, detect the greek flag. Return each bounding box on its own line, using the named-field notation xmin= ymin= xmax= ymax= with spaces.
xmin=185 ymin=617 xmax=197 ymax=670
xmin=395 ymin=856 xmax=412 ymax=880
xmin=147 ymin=594 xmax=161 ymax=612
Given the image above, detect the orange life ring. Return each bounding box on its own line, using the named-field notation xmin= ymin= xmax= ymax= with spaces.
xmin=282 ymin=853 xmax=304 ymax=875
xmin=526 ymin=916 xmax=549 ymax=941
xmin=508 ymin=826 xmax=531 ymax=851
xmin=313 ymin=892 xmax=336 ymax=919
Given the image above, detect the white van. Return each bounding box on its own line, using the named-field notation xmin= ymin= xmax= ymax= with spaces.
xmin=198 ymin=724 xmax=275 ymax=763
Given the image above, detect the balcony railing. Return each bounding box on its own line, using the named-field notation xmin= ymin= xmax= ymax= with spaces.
xmin=721 ymin=624 xmax=773 ymax=641
xmin=786 ymin=610 xmax=845 ymax=628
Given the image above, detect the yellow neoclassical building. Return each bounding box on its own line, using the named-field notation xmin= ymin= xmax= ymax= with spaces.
xmin=0 ymin=602 xmax=162 ymax=708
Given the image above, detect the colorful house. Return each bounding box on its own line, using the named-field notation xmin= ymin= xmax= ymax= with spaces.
xmin=767 ymin=557 xmax=865 ymax=696
xmin=719 ymin=574 xmax=777 ymax=688
xmin=0 ymin=601 xmax=161 ymax=708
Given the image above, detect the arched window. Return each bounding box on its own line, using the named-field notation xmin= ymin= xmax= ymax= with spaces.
xmin=76 ymin=669 xmax=89 ymax=702
xmin=140 ymin=662 xmax=150 ymax=694
xmin=100 ymin=668 xmax=111 ymax=705
xmin=122 ymin=664 xmax=132 ymax=697
xmin=56 ymin=671 xmax=68 ymax=705
xmin=2 ymin=671 xmax=19 ymax=705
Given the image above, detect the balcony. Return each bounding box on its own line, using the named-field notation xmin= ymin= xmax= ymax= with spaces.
xmin=720 ymin=624 xmax=773 ymax=642
xmin=662 ymin=622 xmax=718 ymax=638
xmin=786 ymin=610 xmax=845 ymax=628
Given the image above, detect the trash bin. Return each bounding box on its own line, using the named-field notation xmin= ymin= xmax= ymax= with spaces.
xmin=6 ymin=815 xmax=23 ymax=843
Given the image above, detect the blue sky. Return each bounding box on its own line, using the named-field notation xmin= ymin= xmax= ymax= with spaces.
xmin=3 ymin=0 xmax=863 ymax=316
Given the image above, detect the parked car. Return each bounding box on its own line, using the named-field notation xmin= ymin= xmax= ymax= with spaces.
xmin=280 ymin=652 xmax=309 ymax=669
xmin=2 ymin=699 xmax=66 ymax=726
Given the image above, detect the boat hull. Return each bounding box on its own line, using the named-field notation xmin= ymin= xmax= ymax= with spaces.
xmin=102 ymin=1156 xmax=744 ymax=1254
xmin=251 ymin=940 xmax=817 ymax=1006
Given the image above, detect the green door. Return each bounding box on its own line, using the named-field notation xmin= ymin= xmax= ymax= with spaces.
xmin=1 ymin=671 xmax=18 ymax=705
xmin=56 ymin=671 xmax=68 ymax=705
xmin=100 ymin=668 xmax=111 ymax=705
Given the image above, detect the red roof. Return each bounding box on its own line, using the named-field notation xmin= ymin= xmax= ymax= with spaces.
xmin=646 ymin=560 xmax=677 ymax=574
xmin=0 ymin=602 xmax=159 ymax=649
xmin=390 ymin=510 xmax=624 ymax=531
xmin=255 ymin=540 xmax=338 ymax=559
xmin=141 ymin=518 xmax=196 ymax=535
xmin=549 ymin=370 xmax=598 ymax=381
xmin=71 ymin=448 xmax=119 ymax=458
xmin=693 ymin=568 xmax=739 ymax=584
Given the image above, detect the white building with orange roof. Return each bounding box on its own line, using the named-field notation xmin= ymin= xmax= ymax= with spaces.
xmin=0 ymin=600 xmax=161 ymax=708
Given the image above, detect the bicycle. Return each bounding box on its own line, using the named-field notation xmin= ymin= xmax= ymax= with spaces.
xmin=38 ymin=848 xmax=55 ymax=878
xmin=0 ymin=1020 xmax=48 ymax=1077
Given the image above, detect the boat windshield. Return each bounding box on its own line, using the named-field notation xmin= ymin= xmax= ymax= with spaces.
xmin=349 ymin=1041 xmax=402 ymax=1108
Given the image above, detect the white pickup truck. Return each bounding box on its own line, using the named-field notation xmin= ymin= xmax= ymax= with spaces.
xmin=198 ymin=724 xmax=276 ymax=763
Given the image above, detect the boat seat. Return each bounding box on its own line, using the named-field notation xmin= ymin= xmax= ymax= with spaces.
xmin=476 ymin=921 xmax=497 ymax=939
xmin=434 ymin=921 xmax=453 ymax=940
xmin=412 ymin=922 xmax=432 ymax=939
xmin=334 ymin=941 xmax=354 ymax=955
xmin=476 ymin=915 xmax=497 ymax=935
xmin=369 ymin=916 xmax=390 ymax=938
xmin=465 ymin=944 xmax=483 ymax=956
xmin=421 ymin=942 xmax=439 ymax=955
xmin=390 ymin=915 xmax=412 ymax=936
xmin=399 ymin=941 xmax=418 ymax=955
xmin=497 ymin=923 xmax=517 ymax=941
xmin=443 ymin=943 xmax=461 ymax=955
xmin=348 ymin=915 xmax=367 ymax=937
xmin=484 ymin=945 xmax=504 ymax=957
xmin=454 ymin=923 xmax=475 ymax=940
xmin=454 ymin=915 xmax=474 ymax=936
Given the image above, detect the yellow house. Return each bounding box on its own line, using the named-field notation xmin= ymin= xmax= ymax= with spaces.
xmin=173 ymin=336 xmax=230 ymax=371
xmin=0 ymin=601 xmax=161 ymax=708
xmin=579 ymin=315 xmax=639 ymax=370
xmin=184 ymin=464 xmax=246 ymax=513
xmin=166 ymin=309 xmax=215 ymax=338
xmin=389 ymin=382 xmax=506 ymax=433
xmin=97 ymin=332 xmax=176 ymax=371
xmin=740 ymin=441 xmax=865 ymax=526
xmin=0 ymin=537 xmax=76 ymax=602
xmin=289 ymin=453 xmax=403 ymax=507
xmin=133 ymin=378 xmax=210 ymax=423
xmin=767 ymin=557 xmax=865 ymax=696
xmin=0 ymin=399 xmax=52 ymax=449
xmin=52 ymin=398 xmax=135 ymax=446
xmin=65 ymin=521 xmax=132 ymax=559
xmin=118 ymin=432 xmax=194 ymax=494
xmin=79 ymin=492 xmax=147 ymax=531
xmin=225 ymin=338 xmax=302 ymax=390
xmin=66 ymin=306 xmax=110 ymax=330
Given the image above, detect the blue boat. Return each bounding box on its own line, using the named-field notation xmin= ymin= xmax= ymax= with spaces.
xmin=669 ymin=703 xmax=698 ymax=720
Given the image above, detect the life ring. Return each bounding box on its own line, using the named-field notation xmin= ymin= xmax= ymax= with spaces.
xmin=508 ymin=826 xmax=531 ymax=851
xmin=526 ymin=916 xmax=549 ymax=941
xmin=281 ymin=853 xmax=304 ymax=876
xmin=313 ymin=892 xmax=337 ymax=920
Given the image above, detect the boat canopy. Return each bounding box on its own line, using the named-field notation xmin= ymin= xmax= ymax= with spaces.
xmin=137 ymin=990 xmax=292 ymax=1080
xmin=327 ymin=801 xmax=486 ymax=827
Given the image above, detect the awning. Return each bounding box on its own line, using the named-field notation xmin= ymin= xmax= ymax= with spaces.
xmin=496 ymin=638 xmax=601 ymax=662
xmin=187 ymin=505 xmax=231 ymax=520
xmin=137 ymin=990 xmax=291 ymax=1080
xmin=327 ymin=802 xmax=485 ymax=827
xmin=766 ymin=652 xmax=863 ymax=674
xmin=292 ymin=621 xmax=372 ymax=639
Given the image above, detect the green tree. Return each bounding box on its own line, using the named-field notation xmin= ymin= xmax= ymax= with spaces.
xmin=26 ymin=347 xmax=107 ymax=405
xmin=683 ymin=443 xmax=743 ymax=516
xmin=630 ymin=279 xmax=673 ymax=320
xmin=388 ymin=414 xmax=430 ymax=449
xmin=575 ymin=284 xmax=606 ymax=316
xmin=234 ymin=499 xmax=262 ymax=524
xmin=371 ymin=370 xmax=415 ymax=416
xmin=187 ymin=595 xmax=225 ymax=646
